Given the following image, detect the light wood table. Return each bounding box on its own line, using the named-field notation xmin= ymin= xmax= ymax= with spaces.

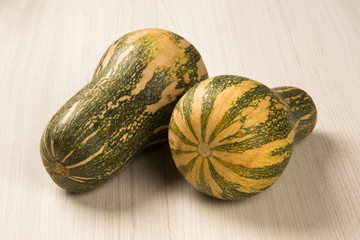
xmin=1 ymin=0 xmax=359 ymax=239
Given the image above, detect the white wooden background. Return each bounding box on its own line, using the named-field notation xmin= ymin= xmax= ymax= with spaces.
xmin=1 ymin=0 xmax=359 ymax=239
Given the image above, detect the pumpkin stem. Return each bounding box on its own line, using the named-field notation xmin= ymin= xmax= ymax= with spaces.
xmin=272 ymin=86 xmax=317 ymax=142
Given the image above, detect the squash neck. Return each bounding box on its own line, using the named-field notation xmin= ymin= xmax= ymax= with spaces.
xmin=272 ymin=86 xmax=317 ymax=142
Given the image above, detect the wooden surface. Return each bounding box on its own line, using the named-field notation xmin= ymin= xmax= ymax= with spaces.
xmin=1 ymin=0 xmax=359 ymax=239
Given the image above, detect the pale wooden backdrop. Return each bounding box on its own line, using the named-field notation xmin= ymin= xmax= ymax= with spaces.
xmin=1 ymin=0 xmax=359 ymax=239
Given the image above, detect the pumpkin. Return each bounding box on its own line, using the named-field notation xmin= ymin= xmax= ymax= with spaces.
xmin=168 ymin=75 xmax=317 ymax=200
xmin=40 ymin=29 xmax=208 ymax=192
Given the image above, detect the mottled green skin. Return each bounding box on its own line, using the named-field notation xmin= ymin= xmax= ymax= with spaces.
xmin=169 ymin=75 xmax=317 ymax=200
xmin=40 ymin=29 xmax=208 ymax=193
xmin=272 ymin=87 xmax=317 ymax=141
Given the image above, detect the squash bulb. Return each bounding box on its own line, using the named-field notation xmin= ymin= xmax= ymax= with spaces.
xmin=169 ymin=75 xmax=317 ymax=200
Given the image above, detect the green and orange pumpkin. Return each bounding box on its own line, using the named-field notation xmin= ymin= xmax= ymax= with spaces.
xmin=168 ymin=75 xmax=317 ymax=200
xmin=40 ymin=29 xmax=208 ymax=193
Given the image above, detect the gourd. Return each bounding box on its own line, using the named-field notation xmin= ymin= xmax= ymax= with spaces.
xmin=40 ymin=29 xmax=208 ymax=193
xmin=168 ymin=75 xmax=317 ymax=200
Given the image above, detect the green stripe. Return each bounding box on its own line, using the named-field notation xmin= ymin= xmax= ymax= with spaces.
xmin=182 ymin=86 xmax=199 ymax=142
xmin=169 ymin=148 xmax=196 ymax=155
xmin=270 ymin=143 xmax=293 ymax=156
xmin=197 ymin=158 xmax=213 ymax=196
xmin=182 ymin=45 xmax=209 ymax=83
xmin=208 ymin=85 xmax=269 ymax=144
xmin=169 ymin=120 xmax=197 ymax=147
xmin=213 ymin=133 xmax=270 ymax=153
xmin=177 ymin=155 xmax=199 ymax=176
xmin=212 ymin=155 xmax=291 ymax=179
xmin=217 ymin=128 xmax=247 ymax=143
xmin=200 ymin=75 xmax=249 ymax=142
xmin=208 ymin=159 xmax=258 ymax=200
xmin=213 ymin=95 xmax=293 ymax=153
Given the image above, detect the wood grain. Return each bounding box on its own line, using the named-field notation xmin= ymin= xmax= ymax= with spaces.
xmin=0 ymin=0 xmax=359 ymax=239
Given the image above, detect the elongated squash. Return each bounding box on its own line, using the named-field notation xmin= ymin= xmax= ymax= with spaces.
xmin=40 ymin=29 xmax=208 ymax=193
xmin=168 ymin=75 xmax=317 ymax=200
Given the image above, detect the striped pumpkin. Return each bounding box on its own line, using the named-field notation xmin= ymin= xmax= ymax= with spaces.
xmin=40 ymin=29 xmax=208 ymax=193
xmin=168 ymin=75 xmax=317 ymax=200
